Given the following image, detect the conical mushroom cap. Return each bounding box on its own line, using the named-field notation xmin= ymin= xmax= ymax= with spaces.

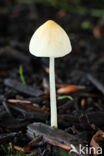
xmin=29 ymin=20 xmax=72 ymax=58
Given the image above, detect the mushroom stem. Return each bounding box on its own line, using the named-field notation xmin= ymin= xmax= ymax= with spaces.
xmin=49 ymin=57 xmax=57 ymax=128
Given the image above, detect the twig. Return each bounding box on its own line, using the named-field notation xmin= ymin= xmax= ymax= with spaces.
xmin=87 ymin=74 xmax=104 ymax=94
xmin=4 ymin=78 xmax=43 ymax=97
xmin=47 ymin=140 xmax=71 ymax=150
xmin=8 ymin=99 xmax=31 ymax=104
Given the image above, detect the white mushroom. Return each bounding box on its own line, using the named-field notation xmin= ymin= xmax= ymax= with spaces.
xmin=29 ymin=20 xmax=72 ymax=128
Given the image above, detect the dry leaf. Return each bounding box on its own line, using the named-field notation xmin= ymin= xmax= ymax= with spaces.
xmin=48 ymin=140 xmax=71 ymax=151
xmin=8 ymin=99 xmax=31 ymax=104
xmin=81 ymin=98 xmax=86 ymax=109
xmin=57 ymin=85 xmax=85 ymax=94
xmin=93 ymin=27 xmax=102 ymax=38
xmin=90 ymin=130 xmax=104 ymax=156
xmin=14 ymin=136 xmax=42 ymax=152
xmin=90 ymin=138 xmax=99 ymax=156
xmin=93 ymin=19 xmax=104 ymax=38
xmin=93 ymin=130 xmax=104 ymax=143
xmin=14 ymin=145 xmax=24 ymax=152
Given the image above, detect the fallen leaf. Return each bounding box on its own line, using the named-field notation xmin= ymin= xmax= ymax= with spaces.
xmin=93 ymin=19 xmax=104 ymax=38
xmin=81 ymin=98 xmax=86 ymax=109
xmin=8 ymin=99 xmax=31 ymax=104
xmin=14 ymin=136 xmax=42 ymax=152
xmin=93 ymin=130 xmax=104 ymax=143
xmin=48 ymin=140 xmax=71 ymax=151
xmin=93 ymin=27 xmax=102 ymax=38
xmin=90 ymin=130 xmax=104 ymax=156
xmin=57 ymin=85 xmax=85 ymax=94
xmin=90 ymin=138 xmax=98 ymax=156
xmin=14 ymin=145 xmax=24 ymax=152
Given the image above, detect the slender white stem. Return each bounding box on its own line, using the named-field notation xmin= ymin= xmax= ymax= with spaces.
xmin=49 ymin=57 xmax=57 ymax=128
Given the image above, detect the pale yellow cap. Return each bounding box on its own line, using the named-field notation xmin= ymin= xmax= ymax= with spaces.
xmin=29 ymin=20 xmax=72 ymax=58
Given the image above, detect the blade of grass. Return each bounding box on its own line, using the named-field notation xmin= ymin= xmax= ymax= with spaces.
xmin=57 ymin=95 xmax=73 ymax=101
xmin=19 ymin=65 xmax=26 ymax=85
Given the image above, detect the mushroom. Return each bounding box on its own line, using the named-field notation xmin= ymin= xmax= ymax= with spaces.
xmin=29 ymin=20 xmax=72 ymax=128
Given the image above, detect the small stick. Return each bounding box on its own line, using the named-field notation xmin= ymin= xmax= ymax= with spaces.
xmin=8 ymin=99 xmax=31 ymax=104
xmin=87 ymin=74 xmax=104 ymax=94
xmin=14 ymin=136 xmax=42 ymax=152
xmin=23 ymin=136 xmax=42 ymax=152
xmin=48 ymin=140 xmax=71 ymax=150
xmin=2 ymin=100 xmax=12 ymax=116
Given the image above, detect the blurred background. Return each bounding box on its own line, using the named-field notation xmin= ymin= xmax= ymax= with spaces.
xmin=0 ymin=0 xmax=104 ymax=86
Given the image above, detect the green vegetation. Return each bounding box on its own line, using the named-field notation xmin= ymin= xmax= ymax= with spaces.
xmin=1 ymin=143 xmax=36 ymax=156
xmin=1 ymin=143 xmax=22 ymax=156
xmin=19 ymin=65 xmax=26 ymax=85
xmin=81 ymin=21 xmax=92 ymax=30
xmin=58 ymin=95 xmax=73 ymax=101
xmin=55 ymin=148 xmax=72 ymax=156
